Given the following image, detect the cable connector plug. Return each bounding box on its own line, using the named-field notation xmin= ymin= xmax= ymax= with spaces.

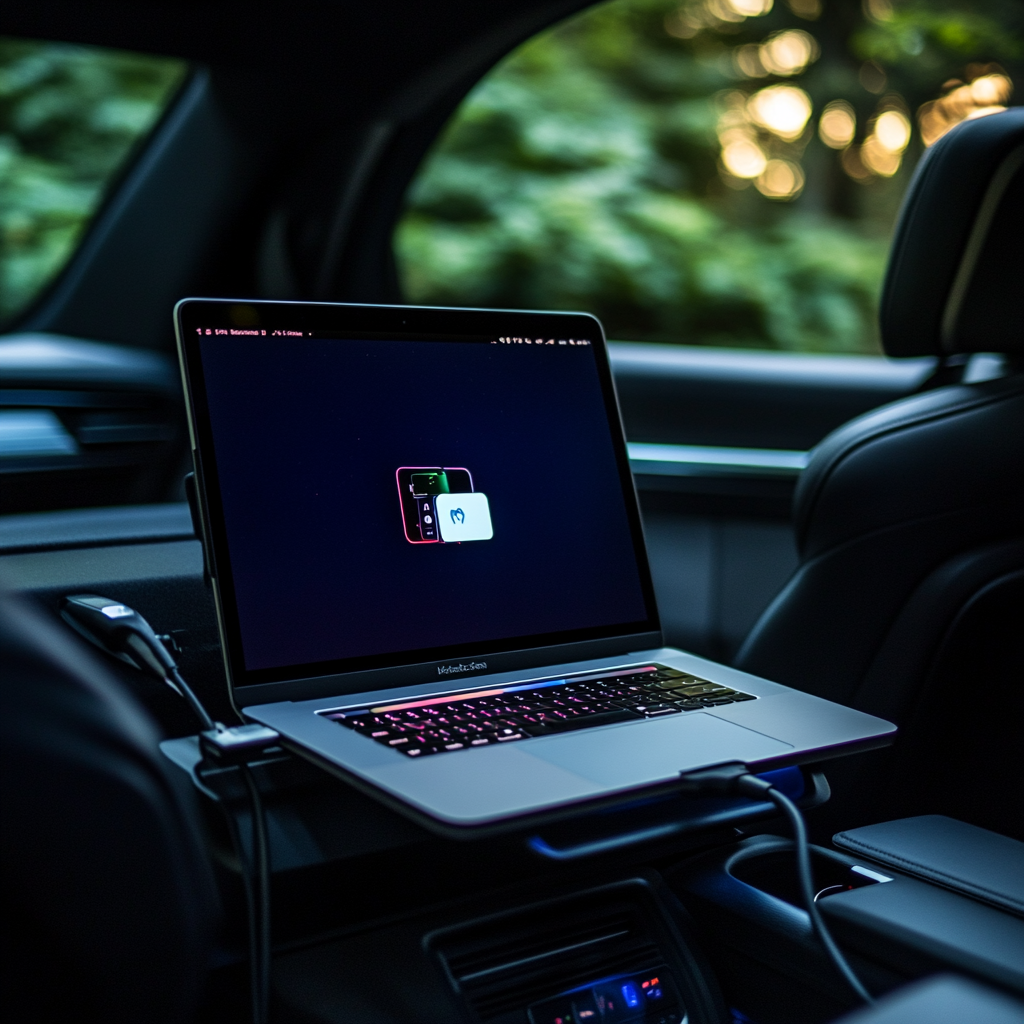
xmin=677 ymin=761 xmax=773 ymax=798
xmin=200 ymin=723 xmax=281 ymax=765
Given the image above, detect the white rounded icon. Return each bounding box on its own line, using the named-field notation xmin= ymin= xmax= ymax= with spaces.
xmin=435 ymin=492 xmax=493 ymax=542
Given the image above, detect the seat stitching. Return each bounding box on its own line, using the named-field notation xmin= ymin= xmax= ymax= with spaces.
xmin=834 ymin=834 xmax=1024 ymax=911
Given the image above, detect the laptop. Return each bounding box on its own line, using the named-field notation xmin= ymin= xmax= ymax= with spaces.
xmin=175 ymin=299 xmax=895 ymax=835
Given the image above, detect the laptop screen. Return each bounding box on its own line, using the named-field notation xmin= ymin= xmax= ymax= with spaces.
xmin=178 ymin=302 xmax=658 ymax=691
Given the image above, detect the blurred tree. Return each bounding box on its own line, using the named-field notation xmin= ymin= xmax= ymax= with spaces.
xmin=396 ymin=0 xmax=1021 ymax=352
xmin=0 ymin=39 xmax=185 ymax=322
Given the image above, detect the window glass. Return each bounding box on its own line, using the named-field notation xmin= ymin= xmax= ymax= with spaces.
xmin=396 ymin=0 xmax=1020 ymax=353
xmin=0 ymin=39 xmax=187 ymax=323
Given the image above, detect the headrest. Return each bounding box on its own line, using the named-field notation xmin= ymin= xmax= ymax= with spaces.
xmin=880 ymin=107 xmax=1024 ymax=357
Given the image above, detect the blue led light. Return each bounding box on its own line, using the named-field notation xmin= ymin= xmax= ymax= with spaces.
xmin=621 ymin=983 xmax=641 ymax=1009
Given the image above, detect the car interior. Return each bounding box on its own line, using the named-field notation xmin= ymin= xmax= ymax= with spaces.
xmin=1 ymin=2 xmax=1022 ymax=1023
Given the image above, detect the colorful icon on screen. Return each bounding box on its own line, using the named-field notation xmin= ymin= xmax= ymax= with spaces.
xmin=436 ymin=493 xmax=492 ymax=542
xmin=396 ymin=467 xmax=492 ymax=544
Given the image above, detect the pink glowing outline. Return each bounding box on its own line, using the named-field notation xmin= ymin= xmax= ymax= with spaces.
xmin=395 ymin=466 xmax=474 ymax=545
xmin=396 ymin=466 xmax=440 ymax=544
xmin=364 ymin=664 xmax=658 ymax=714
xmin=371 ymin=688 xmax=506 ymax=713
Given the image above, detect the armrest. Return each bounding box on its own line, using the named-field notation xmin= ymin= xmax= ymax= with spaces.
xmin=833 ymin=815 xmax=1024 ymax=917
xmin=833 ymin=976 xmax=1024 ymax=1024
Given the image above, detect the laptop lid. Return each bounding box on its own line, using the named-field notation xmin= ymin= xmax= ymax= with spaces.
xmin=176 ymin=300 xmax=662 ymax=712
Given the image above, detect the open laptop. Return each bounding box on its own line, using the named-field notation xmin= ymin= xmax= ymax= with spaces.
xmin=175 ymin=299 xmax=895 ymax=835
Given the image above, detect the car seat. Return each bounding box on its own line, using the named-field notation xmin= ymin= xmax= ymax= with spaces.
xmin=734 ymin=108 xmax=1024 ymax=840
xmin=0 ymin=584 xmax=219 ymax=1023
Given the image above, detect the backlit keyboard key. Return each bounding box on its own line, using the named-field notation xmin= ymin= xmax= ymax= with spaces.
xmin=326 ymin=664 xmax=756 ymax=757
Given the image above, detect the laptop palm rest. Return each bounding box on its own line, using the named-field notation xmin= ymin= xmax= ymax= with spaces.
xmin=364 ymin=713 xmax=792 ymax=827
xmin=531 ymin=713 xmax=791 ymax=786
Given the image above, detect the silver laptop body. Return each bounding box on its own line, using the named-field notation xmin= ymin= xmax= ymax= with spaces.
xmin=176 ymin=298 xmax=895 ymax=835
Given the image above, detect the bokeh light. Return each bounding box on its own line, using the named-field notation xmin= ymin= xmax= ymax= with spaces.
xmin=667 ymin=0 xmax=774 ymax=37
xmin=756 ymin=158 xmax=805 ymax=199
xmin=733 ymin=44 xmax=767 ymax=78
xmin=724 ymin=0 xmax=774 ymax=16
xmin=759 ymin=30 xmax=819 ymax=76
xmin=859 ymin=60 xmax=887 ymax=95
xmin=786 ymin=0 xmax=821 ymax=19
xmin=971 ymin=74 xmax=1011 ymax=106
xmin=721 ymin=133 xmax=768 ymax=177
xmin=918 ymin=73 xmax=1013 ymax=146
xmin=747 ymin=85 xmax=812 ymax=139
xmin=852 ymin=107 xmax=911 ymax=178
xmin=863 ymin=0 xmax=894 ymax=23
xmin=819 ymin=101 xmax=856 ymax=149
xmin=664 ymin=11 xmax=699 ymax=38
xmin=841 ymin=144 xmax=872 ymax=182
xmin=860 ymin=135 xmax=901 ymax=176
xmin=705 ymin=0 xmax=746 ymax=23
xmin=874 ymin=110 xmax=911 ymax=153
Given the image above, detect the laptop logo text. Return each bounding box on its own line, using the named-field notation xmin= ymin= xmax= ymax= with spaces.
xmin=437 ymin=661 xmax=487 ymax=677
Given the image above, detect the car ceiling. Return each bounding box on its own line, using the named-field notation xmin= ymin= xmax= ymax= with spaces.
xmin=1 ymin=1 xmax=592 ymax=120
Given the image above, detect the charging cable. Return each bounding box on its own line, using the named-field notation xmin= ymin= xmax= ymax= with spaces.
xmin=60 ymin=594 xmax=277 ymax=1024
xmin=679 ymin=763 xmax=874 ymax=1006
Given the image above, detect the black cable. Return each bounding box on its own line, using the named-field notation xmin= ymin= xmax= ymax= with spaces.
xmin=212 ymin=770 xmax=265 ymax=1024
xmin=162 ymin=672 xmax=273 ymax=1024
xmin=680 ymin=764 xmax=874 ymax=1006
xmin=733 ymin=770 xmax=876 ymax=1003
xmin=240 ymin=764 xmax=271 ymax=1024
xmin=169 ymin=668 xmax=271 ymax=1024
xmin=168 ymin=666 xmax=216 ymax=732
xmin=758 ymin=783 xmax=874 ymax=1005
xmin=173 ymin=679 xmax=270 ymax=1024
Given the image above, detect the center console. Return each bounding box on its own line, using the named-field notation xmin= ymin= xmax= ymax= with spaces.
xmin=428 ymin=881 xmax=704 ymax=1024
xmin=666 ymin=820 xmax=1024 ymax=1023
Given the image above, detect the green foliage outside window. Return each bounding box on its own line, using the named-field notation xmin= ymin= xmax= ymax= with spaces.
xmin=0 ymin=39 xmax=186 ymax=323
xmin=396 ymin=0 xmax=1021 ymax=352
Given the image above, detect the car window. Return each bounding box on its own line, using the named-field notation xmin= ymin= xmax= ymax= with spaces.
xmin=0 ymin=38 xmax=187 ymax=325
xmin=395 ymin=0 xmax=1019 ymax=353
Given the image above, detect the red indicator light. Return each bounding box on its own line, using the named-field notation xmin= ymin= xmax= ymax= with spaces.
xmin=651 ymin=977 xmax=659 ymax=985
xmin=642 ymin=981 xmax=649 ymax=989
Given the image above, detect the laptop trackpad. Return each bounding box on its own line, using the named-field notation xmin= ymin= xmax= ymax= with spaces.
xmin=530 ymin=713 xmax=791 ymax=787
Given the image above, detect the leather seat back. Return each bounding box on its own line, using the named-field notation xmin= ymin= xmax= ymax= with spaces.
xmin=0 ymin=586 xmax=219 ymax=1023
xmin=735 ymin=108 xmax=1024 ymax=837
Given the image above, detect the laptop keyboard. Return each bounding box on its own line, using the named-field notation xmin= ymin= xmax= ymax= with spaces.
xmin=324 ymin=664 xmax=756 ymax=758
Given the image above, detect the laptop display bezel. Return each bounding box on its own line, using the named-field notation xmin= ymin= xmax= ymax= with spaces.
xmin=175 ymin=299 xmax=662 ymax=706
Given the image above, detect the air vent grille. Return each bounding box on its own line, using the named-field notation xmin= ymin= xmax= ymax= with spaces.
xmin=0 ymin=335 xmax=184 ymax=513
xmin=434 ymin=894 xmax=664 ymax=1022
